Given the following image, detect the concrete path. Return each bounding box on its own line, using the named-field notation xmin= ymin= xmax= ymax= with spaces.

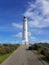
xmin=1 ymin=45 xmax=48 ymax=65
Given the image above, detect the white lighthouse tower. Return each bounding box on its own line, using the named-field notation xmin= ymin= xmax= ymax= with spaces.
xmin=22 ymin=16 xmax=28 ymax=45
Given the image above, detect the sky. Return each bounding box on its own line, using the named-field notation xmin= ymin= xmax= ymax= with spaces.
xmin=0 ymin=0 xmax=49 ymax=44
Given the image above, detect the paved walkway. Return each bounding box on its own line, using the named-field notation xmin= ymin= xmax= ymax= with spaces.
xmin=1 ymin=45 xmax=48 ymax=65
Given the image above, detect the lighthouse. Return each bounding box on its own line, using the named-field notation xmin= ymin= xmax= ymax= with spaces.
xmin=22 ymin=16 xmax=28 ymax=45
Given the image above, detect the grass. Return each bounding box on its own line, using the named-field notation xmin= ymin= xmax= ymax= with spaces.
xmin=32 ymin=50 xmax=49 ymax=65
xmin=32 ymin=50 xmax=39 ymax=54
xmin=0 ymin=53 xmax=12 ymax=64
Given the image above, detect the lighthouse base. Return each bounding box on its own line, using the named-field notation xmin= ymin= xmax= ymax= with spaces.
xmin=22 ymin=40 xmax=29 ymax=45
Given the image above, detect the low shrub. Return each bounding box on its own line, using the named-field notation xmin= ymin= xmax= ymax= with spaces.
xmin=0 ymin=44 xmax=20 ymax=55
xmin=40 ymin=49 xmax=45 ymax=55
xmin=28 ymin=46 xmax=32 ymax=50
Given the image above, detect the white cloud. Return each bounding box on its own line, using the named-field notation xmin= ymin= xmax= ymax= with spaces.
xmin=14 ymin=32 xmax=22 ymax=38
xmin=31 ymin=37 xmax=36 ymax=40
xmin=24 ymin=0 xmax=49 ymax=28
xmin=40 ymin=39 xmax=49 ymax=43
xmin=13 ymin=31 xmax=32 ymax=38
xmin=12 ymin=23 xmax=23 ymax=29
xmin=28 ymin=32 xmax=32 ymax=36
xmin=41 ymin=0 xmax=49 ymax=15
xmin=29 ymin=36 xmax=39 ymax=43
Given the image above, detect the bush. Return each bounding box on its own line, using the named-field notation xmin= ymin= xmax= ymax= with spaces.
xmin=0 ymin=44 xmax=20 ymax=55
xmin=40 ymin=50 xmax=45 ymax=55
xmin=28 ymin=46 xmax=32 ymax=50
xmin=32 ymin=44 xmax=39 ymax=50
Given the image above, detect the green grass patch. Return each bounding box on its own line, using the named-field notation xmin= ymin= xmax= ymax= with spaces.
xmin=32 ymin=50 xmax=39 ymax=54
xmin=0 ymin=53 xmax=12 ymax=64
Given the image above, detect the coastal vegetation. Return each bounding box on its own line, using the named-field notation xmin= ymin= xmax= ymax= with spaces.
xmin=0 ymin=44 xmax=20 ymax=64
xmin=29 ymin=43 xmax=49 ymax=64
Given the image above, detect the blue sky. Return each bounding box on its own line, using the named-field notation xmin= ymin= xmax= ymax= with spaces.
xmin=0 ymin=0 xmax=49 ymax=44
